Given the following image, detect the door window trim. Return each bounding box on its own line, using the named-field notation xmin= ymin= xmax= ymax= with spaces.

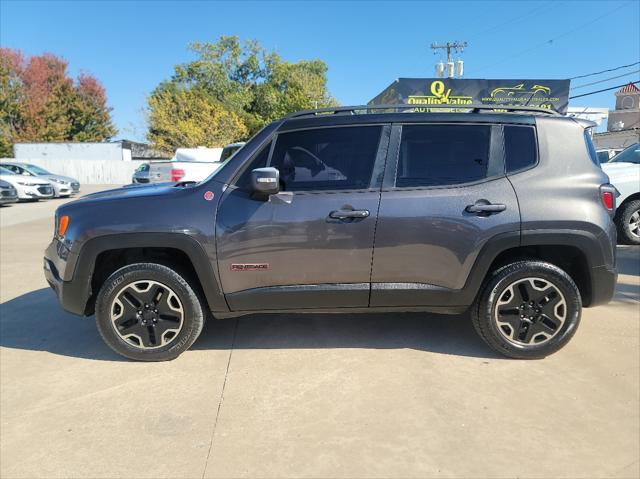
xmin=382 ymin=122 xmax=506 ymax=191
xmin=232 ymin=123 xmax=391 ymax=194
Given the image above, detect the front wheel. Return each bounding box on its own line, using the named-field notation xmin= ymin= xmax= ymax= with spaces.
xmin=95 ymin=263 xmax=205 ymax=361
xmin=471 ymin=261 xmax=582 ymax=359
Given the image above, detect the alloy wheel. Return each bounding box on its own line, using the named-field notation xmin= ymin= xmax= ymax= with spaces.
xmin=110 ymin=280 xmax=184 ymax=349
xmin=494 ymin=277 xmax=567 ymax=346
xmin=628 ymin=209 xmax=640 ymax=239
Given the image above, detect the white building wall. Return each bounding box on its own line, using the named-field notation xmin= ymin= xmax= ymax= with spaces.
xmin=14 ymin=143 xmax=126 ymax=162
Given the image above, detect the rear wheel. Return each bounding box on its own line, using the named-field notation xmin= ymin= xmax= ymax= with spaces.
xmin=616 ymin=199 xmax=640 ymax=245
xmin=95 ymin=263 xmax=205 ymax=361
xmin=472 ymin=261 xmax=582 ymax=359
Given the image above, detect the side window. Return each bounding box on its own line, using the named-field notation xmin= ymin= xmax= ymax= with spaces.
xmin=504 ymin=125 xmax=538 ymax=172
xmin=270 ymin=126 xmax=381 ymax=191
xmin=396 ymin=125 xmax=491 ymax=187
xmin=235 ymin=141 xmax=272 ymax=190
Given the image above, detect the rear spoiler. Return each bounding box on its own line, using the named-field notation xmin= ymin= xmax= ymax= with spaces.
xmin=571 ymin=118 xmax=598 ymax=129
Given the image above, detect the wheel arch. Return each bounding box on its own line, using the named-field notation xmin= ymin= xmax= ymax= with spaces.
xmin=617 ymin=191 xmax=640 ymax=210
xmin=469 ymin=229 xmax=614 ymax=308
xmin=74 ymin=233 xmax=227 ymax=316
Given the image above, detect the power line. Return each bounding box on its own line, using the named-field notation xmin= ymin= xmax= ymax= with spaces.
xmin=569 ymin=81 xmax=638 ymax=99
xmin=569 ymin=61 xmax=640 ymax=80
xmin=571 ymin=69 xmax=640 ymax=90
xmin=472 ymin=1 xmax=633 ymax=75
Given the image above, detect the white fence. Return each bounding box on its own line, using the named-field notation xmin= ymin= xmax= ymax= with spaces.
xmin=8 ymin=158 xmax=146 ymax=185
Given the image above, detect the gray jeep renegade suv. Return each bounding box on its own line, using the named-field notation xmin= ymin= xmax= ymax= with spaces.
xmin=44 ymin=105 xmax=617 ymax=361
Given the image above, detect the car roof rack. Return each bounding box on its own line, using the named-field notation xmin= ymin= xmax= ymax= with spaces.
xmin=284 ymin=103 xmax=562 ymax=119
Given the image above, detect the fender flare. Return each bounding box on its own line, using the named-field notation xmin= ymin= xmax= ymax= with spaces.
xmin=72 ymin=232 xmax=227 ymax=314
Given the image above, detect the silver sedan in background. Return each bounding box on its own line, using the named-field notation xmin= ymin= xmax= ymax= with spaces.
xmin=0 ymin=162 xmax=80 ymax=197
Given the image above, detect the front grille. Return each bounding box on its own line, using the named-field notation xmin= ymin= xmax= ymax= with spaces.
xmin=1 ymin=189 xmax=16 ymax=197
xmin=71 ymin=183 xmax=80 ymax=192
xmin=38 ymin=186 xmax=53 ymax=195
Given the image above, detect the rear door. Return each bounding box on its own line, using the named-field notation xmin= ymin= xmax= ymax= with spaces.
xmin=216 ymin=124 xmax=390 ymax=311
xmin=370 ymin=122 xmax=520 ymax=307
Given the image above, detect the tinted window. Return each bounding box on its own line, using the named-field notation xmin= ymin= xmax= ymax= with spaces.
xmin=235 ymin=141 xmax=272 ymax=189
xmin=611 ymin=143 xmax=640 ymax=164
xmin=396 ymin=125 xmax=491 ymax=187
xmin=584 ymin=131 xmax=600 ymax=166
xmin=270 ymin=126 xmax=381 ymax=191
xmin=597 ymin=151 xmax=611 ymax=164
xmin=504 ymin=125 xmax=537 ymax=172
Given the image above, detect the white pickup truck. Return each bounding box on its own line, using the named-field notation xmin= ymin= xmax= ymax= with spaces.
xmin=147 ymin=142 xmax=245 ymax=184
xmin=602 ymin=143 xmax=640 ymax=245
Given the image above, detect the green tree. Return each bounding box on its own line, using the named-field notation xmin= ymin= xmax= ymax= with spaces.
xmin=147 ymin=85 xmax=247 ymax=155
xmin=147 ymin=36 xmax=337 ymax=150
xmin=0 ymin=48 xmax=116 ymax=157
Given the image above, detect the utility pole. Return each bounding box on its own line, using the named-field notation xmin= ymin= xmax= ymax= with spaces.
xmin=431 ymin=41 xmax=468 ymax=78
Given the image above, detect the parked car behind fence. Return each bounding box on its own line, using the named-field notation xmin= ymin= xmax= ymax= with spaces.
xmin=0 ymin=162 xmax=80 ymax=197
xmin=0 ymin=166 xmax=54 ymax=201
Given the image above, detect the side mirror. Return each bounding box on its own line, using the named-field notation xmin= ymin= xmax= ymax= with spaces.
xmin=251 ymin=167 xmax=280 ymax=197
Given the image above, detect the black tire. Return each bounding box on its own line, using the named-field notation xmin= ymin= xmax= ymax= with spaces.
xmin=471 ymin=261 xmax=582 ymax=359
xmin=95 ymin=263 xmax=205 ymax=361
xmin=615 ymin=199 xmax=640 ymax=245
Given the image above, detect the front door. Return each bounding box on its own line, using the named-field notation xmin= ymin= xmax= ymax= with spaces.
xmin=216 ymin=124 xmax=389 ymax=311
xmin=370 ymin=123 xmax=521 ymax=307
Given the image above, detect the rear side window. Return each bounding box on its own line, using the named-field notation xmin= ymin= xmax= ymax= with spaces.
xmin=270 ymin=126 xmax=381 ymax=191
xmin=504 ymin=125 xmax=537 ymax=172
xmin=396 ymin=125 xmax=491 ymax=187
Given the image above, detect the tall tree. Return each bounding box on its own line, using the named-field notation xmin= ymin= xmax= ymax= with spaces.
xmin=0 ymin=48 xmax=116 ymax=157
xmin=147 ymin=36 xmax=337 ymax=151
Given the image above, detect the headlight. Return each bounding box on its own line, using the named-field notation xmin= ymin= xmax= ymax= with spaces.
xmin=17 ymin=181 xmax=39 ymax=186
xmin=51 ymin=178 xmax=68 ymax=185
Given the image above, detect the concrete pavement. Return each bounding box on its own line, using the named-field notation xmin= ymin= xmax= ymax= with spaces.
xmin=1 ymin=188 xmax=638 ymax=478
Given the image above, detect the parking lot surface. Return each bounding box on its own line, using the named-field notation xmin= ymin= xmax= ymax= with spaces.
xmin=1 ymin=186 xmax=639 ymax=479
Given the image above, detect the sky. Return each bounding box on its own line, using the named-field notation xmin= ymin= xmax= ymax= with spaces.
xmin=1 ymin=0 xmax=639 ymax=141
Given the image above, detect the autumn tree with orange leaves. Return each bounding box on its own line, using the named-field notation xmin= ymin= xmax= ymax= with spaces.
xmin=0 ymin=49 xmax=116 ymax=157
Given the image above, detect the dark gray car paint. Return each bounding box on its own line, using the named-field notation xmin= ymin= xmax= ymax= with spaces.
xmin=44 ymin=111 xmax=617 ymax=318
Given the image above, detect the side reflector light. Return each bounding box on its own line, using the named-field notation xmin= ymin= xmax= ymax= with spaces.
xmin=58 ymin=215 xmax=69 ymax=236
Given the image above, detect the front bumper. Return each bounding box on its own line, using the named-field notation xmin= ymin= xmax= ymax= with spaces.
xmin=44 ymin=239 xmax=88 ymax=316
xmin=52 ymin=183 xmax=72 ymax=196
xmin=20 ymin=184 xmax=54 ymax=199
xmin=0 ymin=188 xmax=18 ymax=204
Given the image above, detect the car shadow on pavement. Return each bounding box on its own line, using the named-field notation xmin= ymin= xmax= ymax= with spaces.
xmin=194 ymin=311 xmax=503 ymax=360
xmin=0 ymin=288 xmax=501 ymax=361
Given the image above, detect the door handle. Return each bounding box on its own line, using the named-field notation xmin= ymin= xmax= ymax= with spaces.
xmin=329 ymin=209 xmax=370 ymax=220
xmin=465 ymin=201 xmax=506 ymax=215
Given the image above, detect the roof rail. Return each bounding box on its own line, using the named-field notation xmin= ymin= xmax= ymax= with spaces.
xmin=284 ymin=103 xmax=562 ymax=119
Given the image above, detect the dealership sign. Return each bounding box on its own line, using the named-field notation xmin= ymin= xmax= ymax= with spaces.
xmin=369 ymin=78 xmax=571 ymax=114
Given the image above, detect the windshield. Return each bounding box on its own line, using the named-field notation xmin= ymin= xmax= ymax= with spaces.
xmin=220 ymin=144 xmax=245 ymax=162
xmin=25 ymin=164 xmax=51 ymax=175
xmin=611 ymin=143 xmax=640 ymax=164
xmin=0 ymin=167 xmax=16 ymax=175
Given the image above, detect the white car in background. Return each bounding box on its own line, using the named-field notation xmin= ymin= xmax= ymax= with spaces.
xmin=0 ymin=166 xmax=54 ymax=201
xmin=0 ymin=162 xmax=80 ymax=197
xmin=147 ymin=142 xmax=246 ymax=184
xmin=596 ymin=148 xmax=623 ymax=164
xmin=602 ymin=143 xmax=640 ymax=245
